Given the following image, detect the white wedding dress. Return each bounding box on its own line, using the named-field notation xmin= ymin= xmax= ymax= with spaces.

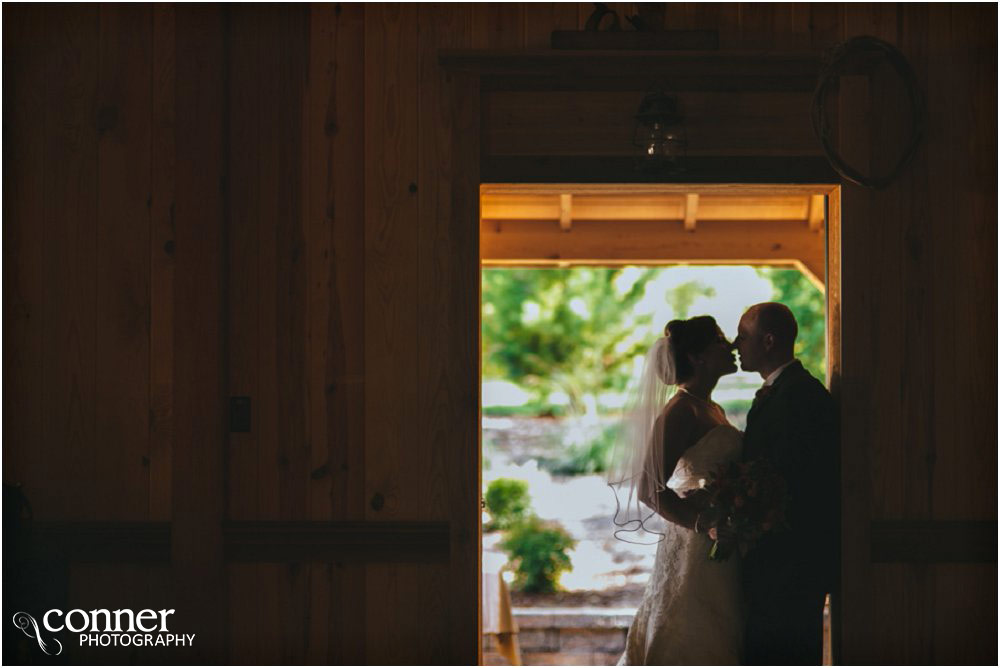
xmin=618 ymin=424 xmax=745 ymax=665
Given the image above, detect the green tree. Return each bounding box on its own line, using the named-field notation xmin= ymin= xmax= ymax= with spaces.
xmin=756 ymin=268 xmax=826 ymax=380
xmin=481 ymin=268 xmax=658 ymax=416
xmin=666 ymin=280 xmax=716 ymax=319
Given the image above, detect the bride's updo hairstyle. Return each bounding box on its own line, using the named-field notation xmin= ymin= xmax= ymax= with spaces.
xmin=663 ymin=316 xmax=721 ymax=384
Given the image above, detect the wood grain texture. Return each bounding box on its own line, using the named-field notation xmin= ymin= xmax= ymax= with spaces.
xmin=5 ymin=4 xmax=997 ymax=665
xmin=363 ymin=3 xmax=420 ymax=523
xmin=448 ymin=69 xmax=483 ymax=666
xmin=837 ymin=3 xmax=997 ymax=662
xmin=40 ymin=4 xmax=100 ymax=521
xmin=96 ymin=3 xmax=152 ymax=522
xmin=364 ymin=4 xmax=422 ymax=663
xmin=418 ymin=9 xmax=477 ymax=660
xmin=149 ymin=3 xmax=176 ymax=522
xmin=228 ymin=563 xmax=260 ymax=665
xmin=172 ymin=4 xmax=227 ymax=662
xmin=474 ymin=3 xmax=525 ymax=49
xmin=484 ymin=90 xmax=819 ymax=157
xmin=2 ymin=4 xmax=47 ymax=514
xmin=273 ymin=7 xmax=310 ymax=525
xmin=837 ymin=72 xmax=876 ymax=665
xmin=256 ymin=4 xmax=282 ymax=524
xmin=227 ymin=3 xmax=261 ymax=522
xmin=306 ymin=2 xmax=367 ymax=524
xmin=523 ymin=3 xmax=578 ymax=49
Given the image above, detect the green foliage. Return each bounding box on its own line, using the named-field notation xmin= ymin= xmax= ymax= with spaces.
xmin=482 ymin=402 xmax=567 ymax=418
xmin=540 ymin=423 xmax=623 ymax=476
xmin=481 ymin=268 xmax=659 ymax=415
xmin=666 ymin=280 xmax=716 ymax=319
xmin=500 ymin=515 xmax=576 ymax=593
xmin=484 ymin=478 xmax=531 ymax=531
xmin=755 ymin=268 xmax=826 ymax=380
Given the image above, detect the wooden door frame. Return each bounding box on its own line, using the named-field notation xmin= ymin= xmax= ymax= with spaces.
xmin=444 ymin=51 xmax=843 ymax=665
xmin=475 ymin=183 xmax=842 ymax=663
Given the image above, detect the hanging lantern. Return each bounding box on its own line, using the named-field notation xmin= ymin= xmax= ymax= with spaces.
xmin=633 ymin=89 xmax=687 ymax=167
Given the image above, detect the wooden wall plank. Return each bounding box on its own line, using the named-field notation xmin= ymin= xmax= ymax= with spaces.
xmin=272 ymin=7 xmax=310 ymax=525
xmin=2 ymin=4 xmax=47 ymax=513
xmin=447 ymin=68 xmax=483 ymax=666
xmin=364 ymin=4 xmax=421 ymax=664
xmin=303 ymin=4 xmax=368 ymax=664
xmin=933 ymin=564 xmax=997 ymax=664
xmin=895 ymin=4 xmax=935 ymax=522
xmin=363 ymin=2 xmax=420 ymax=523
xmin=227 ymin=4 xmax=261 ymax=522
xmin=838 ymin=3 xmax=996 ymax=662
xmin=42 ymin=4 xmax=100 ymax=521
xmin=228 ymin=563 xmax=260 ymax=665
xmin=257 ymin=5 xmax=282 ymax=524
xmin=806 ymin=2 xmax=842 ymax=50
xmin=329 ymin=563 xmax=367 ymax=663
xmin=304 ymin=562 xmax=329 ymax=664
xmin=929 ymin=3 xmax=998 ymax=519
xmin=172 ymin=4 xmax=227 ymax=662
xmin=255 ymin=563 xmax=282 ymax=665
xmin=149 ymin=3 xmax=176 ymax=523
xmin=417 ymin=4 xmax=477 ymax=662
xmin=314 ymin=3 xmax=367 ymax=524
xmin=474 ymin=3 xmax=525 ymax=48
xmin=523 ymin=3 xmax=578 ymax=49
xmin=95 ymin=2 xmax=152 ymax=522
xmin=836 ymin=70 xmax=875 ymax=665
xmin=225 ymin=7 xmax=261 ymax=664
xmin=305 ymin=3 xmax=333 ymax=524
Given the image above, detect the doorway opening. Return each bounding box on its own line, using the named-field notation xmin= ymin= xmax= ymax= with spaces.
xmin=479 ymin=184 xmax=841 ymax=666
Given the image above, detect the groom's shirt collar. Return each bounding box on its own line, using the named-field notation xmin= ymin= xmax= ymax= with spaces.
xmin=763 ymin=358 xmax=797 ymax=387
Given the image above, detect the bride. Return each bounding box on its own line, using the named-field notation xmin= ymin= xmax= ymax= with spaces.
xmin=608 ymin=316 xmax=744 ymax=665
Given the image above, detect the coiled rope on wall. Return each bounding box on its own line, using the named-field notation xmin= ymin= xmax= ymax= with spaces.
xmin=811 ymin=35 xmax=926 ymax=190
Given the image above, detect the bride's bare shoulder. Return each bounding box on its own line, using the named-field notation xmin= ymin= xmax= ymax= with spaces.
xmin=657 ymin=395 xmax=698 ymax=432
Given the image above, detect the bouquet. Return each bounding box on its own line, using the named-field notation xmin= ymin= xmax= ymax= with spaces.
xmin=689 ymin=459 xmax=789 ymax=561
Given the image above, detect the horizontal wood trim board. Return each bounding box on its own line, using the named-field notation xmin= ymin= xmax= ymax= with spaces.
xmin=15 ymin=522 xmax=172 ymax=563
xmin=870 ymin=520 xmax=997 ymax=563
xmin=440 ymin=50 xmax=822 ymax=85
xmin=479 ymin=73 xmax=819 ymax=94
xmin=12 ymin=521 xmax=451 ymax=564
xmin=223 ymin=521 xmax=450 ymax=563
xmin=481 ymin=220 xmax=823 ymax=266
xmin=482 ymin=156 xmax=838 ymax=184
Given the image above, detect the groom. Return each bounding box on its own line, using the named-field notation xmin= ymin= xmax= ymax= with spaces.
xmin=733 ymin=302 xmax=839 ymax=665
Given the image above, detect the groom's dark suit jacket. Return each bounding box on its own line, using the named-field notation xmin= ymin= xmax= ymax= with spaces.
xmin=742 ymin=360 xmax=839 ymax=603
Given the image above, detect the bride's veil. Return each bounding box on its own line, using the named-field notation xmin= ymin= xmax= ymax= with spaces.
xmin=606 ymin=335 xmax=677 ymax=544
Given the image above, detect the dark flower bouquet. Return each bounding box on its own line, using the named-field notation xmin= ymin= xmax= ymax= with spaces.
xmin=690 ymin=459 xmax=789 ymax=561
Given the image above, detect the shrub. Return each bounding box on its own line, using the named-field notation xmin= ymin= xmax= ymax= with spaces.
xmin=499 ymin=515 xmax=576 ymax=593
xmin=541 ymin=422 xmax=622 ymax=476
xmin=484 ymin=478 xmax=531 ymax=531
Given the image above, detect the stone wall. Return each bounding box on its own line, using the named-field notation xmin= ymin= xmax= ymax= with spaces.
xmin=483 ymin=609 xmax=633 ymax=666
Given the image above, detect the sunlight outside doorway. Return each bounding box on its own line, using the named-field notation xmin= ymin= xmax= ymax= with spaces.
xmin=479 ymin=185 xmax=837 ymax=666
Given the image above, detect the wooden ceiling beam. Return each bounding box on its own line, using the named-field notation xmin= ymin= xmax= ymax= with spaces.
xmin=481 ymin=219 xmax=826 ymax=288
xmin=684 ymin=193 xmax=699 ymax=232
xmin=481 ymin=194 xmax=813 ymax=222
xmin=559 ymin=193 xmax=572 ymax=231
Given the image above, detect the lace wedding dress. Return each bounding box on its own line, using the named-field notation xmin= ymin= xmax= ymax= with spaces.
xmin=618 ymin=424 xmax=745 ymax=665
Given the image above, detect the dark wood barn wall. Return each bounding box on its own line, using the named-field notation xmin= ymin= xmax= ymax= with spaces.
xmin=3 ymin=3 xmax=995 ymax=664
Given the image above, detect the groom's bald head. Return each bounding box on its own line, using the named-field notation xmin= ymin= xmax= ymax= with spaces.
xmin=746 ymin=302 xmax=798 ymax=357
xmin=736 ymin=302 xmax=798 ymax=377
